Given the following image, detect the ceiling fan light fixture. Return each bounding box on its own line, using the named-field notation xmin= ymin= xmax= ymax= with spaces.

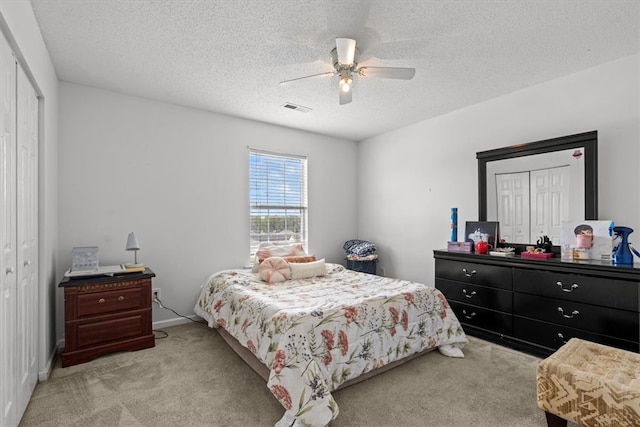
xmin=340 ymin=76 xmax=352 ymax=92
xmin=339 ymin=69 xmax=352 ymax=92
xmin=335 ymin=38 xmax=356 ymax=66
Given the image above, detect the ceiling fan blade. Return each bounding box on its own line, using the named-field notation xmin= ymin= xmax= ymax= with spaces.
xmin=339 ymin=88 xmax=352 ymax=105
xmin=279 ymin=71 xmax=335 ymax=85
xmin=357 ymin=67 xmax=416 ymax=80
xmin=335 ymin=38 xmax=356 ymax=65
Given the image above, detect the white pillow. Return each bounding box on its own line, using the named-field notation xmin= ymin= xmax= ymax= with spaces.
xmin=252 ymin=243 xmax=308 ymax=272
xmin=258 ymin=257 xmax=291 ymax=283
xmin=290 ymin=259 xmax=327 ymax=280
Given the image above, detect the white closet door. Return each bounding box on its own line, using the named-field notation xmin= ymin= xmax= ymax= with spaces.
xmin=496 ymin=172 xmax=530 ymax=243
xmin=0 ymin=31 xmax=18 ymax=427
xmin=547 ymin=167 xmax=570 ymax=245
xmin=531 ymin=166 xmax=569 ymax=245
xmin=16 ymin=63 xmax=38 ymax=419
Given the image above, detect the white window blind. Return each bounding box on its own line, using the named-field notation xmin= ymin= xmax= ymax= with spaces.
xmin=249 ymin=150 xmax=308 ymax=255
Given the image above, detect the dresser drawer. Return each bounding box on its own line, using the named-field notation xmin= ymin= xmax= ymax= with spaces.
xmin=514 ymin=317 xmax=639 ymax=353
xmin=76 ymin=313 xmax=147 ymax=349
xmin=435 ymin=259 xmax=511 ymax=289
xmin=77 ymin=287 xmax=144 ymax=318
xmin=514 ymin=269 xmax=638 ymax=311
xmin=436 ymin=278 xmax=512 ymax=312
xmin=449 ymin=301 xmax=512 ymax=335
xmin=514 ymin=293 xmax=639 ymax=340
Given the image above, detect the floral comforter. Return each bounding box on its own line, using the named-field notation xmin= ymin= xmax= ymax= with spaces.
xmin=194 ymin=263 xmax=467 ymax=427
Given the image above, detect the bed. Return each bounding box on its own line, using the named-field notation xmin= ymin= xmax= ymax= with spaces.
xmin=194 ymin=260 xmax=467 ymax=427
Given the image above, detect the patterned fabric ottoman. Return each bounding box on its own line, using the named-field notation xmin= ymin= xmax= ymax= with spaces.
xmin=537 ymin=338 xmax=640 ymax=427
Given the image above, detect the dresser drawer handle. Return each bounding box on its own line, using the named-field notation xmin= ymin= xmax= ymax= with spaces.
xmin=98 ymin=298 xmax=105 ymax=304
xmin=118 ymin=296 xmax=125 ymax=301
xmin=462 ymin=309 xmax=476 ymax=320
xmin=557 ymin=307 xmax=579 ymax=319
xmin=557 ymin=333 xmax=568 ymax=344
xmin=462 ymin=268 xmax=477 ymax=277
xmin=556 ymin=281 xmax=579 ymax=293
xmin=462 ymin=289 xmax=477 ymax=298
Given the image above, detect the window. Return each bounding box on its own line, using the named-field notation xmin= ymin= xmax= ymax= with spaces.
xmin=249 ymin=149 xmax=308 ymax=255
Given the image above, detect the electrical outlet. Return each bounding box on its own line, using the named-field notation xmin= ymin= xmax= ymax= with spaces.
xmin=152 ymin=288 xmax=161 ymax=302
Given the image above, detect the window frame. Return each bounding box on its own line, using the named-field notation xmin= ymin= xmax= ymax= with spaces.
xmin=249 ymin=149 xmax=308 ymax=256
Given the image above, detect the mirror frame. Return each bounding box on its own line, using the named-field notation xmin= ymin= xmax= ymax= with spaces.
xmin=477 ymin=130 xmax=598 ymax=246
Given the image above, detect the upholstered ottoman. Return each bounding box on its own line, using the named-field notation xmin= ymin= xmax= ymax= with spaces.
xmin=537 ymin=338 xmax=640 ymax=427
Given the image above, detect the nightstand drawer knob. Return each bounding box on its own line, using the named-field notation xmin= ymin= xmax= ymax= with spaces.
xmin=462 ymin=268 xmax=477 ymax=277
xmin=556 ymin=281 xmax=579 ymax=292
xmin=98 ymin=298 xmax=105 ymax=304
xmin=557 ymin=333 xmax=568 ymax=344
xmin=557 ymin=307 xmax=579 ymax=319
xmin=118 ymin=296 xmax=125 ymax=301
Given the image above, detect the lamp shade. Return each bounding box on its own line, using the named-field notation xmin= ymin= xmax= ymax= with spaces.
xmin=126 ymin=232 xmax=140 ymax=251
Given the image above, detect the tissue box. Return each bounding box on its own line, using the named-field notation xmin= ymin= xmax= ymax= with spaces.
xmin=447 ymin=242 xmax=473 ymax=253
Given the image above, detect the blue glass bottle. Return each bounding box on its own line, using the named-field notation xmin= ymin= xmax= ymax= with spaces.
xmin=612 ymin=226 xmax=634 ymax=265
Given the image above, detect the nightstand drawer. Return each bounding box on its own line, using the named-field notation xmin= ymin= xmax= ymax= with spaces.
xmin=436 ymin=278 xmax=512 ymax=312
xmin=435 ymin=259 xmax=511 ymax=289
xmin=77 ymin=287 xmax=143 ymax=317
xmin=77 ymin=313 xmax=146 ymax=348
xmin=514 ymin=269 xmax=638 ymax=311
xmin=514 ymin=293 xmax=639 ymax=339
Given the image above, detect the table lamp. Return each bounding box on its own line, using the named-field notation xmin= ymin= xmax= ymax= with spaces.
xmin=125 ymin=232 xmax=143 ymax=267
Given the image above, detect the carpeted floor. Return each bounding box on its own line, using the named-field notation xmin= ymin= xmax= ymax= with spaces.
xmin=20 ymin=322 xmax=548 ymax=426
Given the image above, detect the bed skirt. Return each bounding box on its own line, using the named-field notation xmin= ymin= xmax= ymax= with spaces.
xmin=216 ymin=327 xmax=435 ymax=392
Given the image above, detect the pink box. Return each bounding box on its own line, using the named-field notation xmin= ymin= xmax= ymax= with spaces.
xmin=520 ymin=252 xmax=554 ymax=260
xmin=448 ymin=241 xmax=473 ymax=253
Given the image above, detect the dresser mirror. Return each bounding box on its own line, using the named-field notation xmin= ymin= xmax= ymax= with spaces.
xmin=477 ymin=131 xmax=598 ymax=247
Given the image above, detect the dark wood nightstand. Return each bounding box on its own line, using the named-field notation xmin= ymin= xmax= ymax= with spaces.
xmin=59 ymin=268 xmax=156 ymax=367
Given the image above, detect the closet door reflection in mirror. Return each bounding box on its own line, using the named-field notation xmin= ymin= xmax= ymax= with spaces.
xmin=487 ymin=148 xmax=583 ymax=245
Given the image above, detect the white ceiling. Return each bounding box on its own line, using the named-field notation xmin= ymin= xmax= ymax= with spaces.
xmin=29 ymin=0 xmax=640 ymax=141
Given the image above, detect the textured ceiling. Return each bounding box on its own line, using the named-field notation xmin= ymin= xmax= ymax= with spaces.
xmin=29 ymin=0 xmax=640 ymax=141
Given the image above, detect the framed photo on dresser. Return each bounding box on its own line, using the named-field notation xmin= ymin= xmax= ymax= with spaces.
xmin=465 ymin=221 xmax=499 ymax=247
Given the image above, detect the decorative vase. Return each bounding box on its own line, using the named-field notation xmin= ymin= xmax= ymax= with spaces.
xmin=612 ymin=226 xmax=634 ymax=265
xmin=476 ymin=240 xmax=490 ymax=254
xmin=476 ymin=234 xmax=491 ymax=254
xmin=450 ymin=208 xmax=458 ymax=242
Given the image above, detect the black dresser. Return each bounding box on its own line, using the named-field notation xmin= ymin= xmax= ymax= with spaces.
xmin=434 ymin=250 xmax=640 ymax=357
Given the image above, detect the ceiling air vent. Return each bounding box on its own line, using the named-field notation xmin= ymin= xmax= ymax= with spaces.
xmin=282 ymin=103 xmax=312 ymax=113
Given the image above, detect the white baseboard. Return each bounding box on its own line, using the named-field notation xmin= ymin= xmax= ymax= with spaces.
xmin=153 ymin=314 xmax=202 ymax=329
xmin=38 ymin=342 xmax=60 ymax=381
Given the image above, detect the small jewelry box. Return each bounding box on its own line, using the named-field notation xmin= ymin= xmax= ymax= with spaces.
xmin=447 ymin=241 xmax=473 ymax=253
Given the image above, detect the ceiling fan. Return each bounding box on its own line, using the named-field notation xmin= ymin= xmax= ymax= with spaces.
xmin=280 ymin=38 xmax=416 ymax=105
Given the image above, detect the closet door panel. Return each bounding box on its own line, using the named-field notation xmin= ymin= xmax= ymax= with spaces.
xmin=0 ymin=31 xmax=18 ymax=427
xmin=16 ymin=63 xmax=38 ymax=419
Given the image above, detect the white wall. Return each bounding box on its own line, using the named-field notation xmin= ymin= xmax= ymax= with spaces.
xmin=0 ymin=0 xmax=59 ymax=379
xmin=357 ymin=54 xmax=640 ymax=285
xmin=57 ymin=82 xmax=358 ymax=333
